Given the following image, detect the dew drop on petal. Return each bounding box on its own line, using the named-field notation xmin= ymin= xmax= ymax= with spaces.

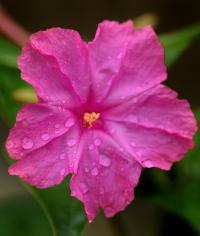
xmin=91 ymin=167 xmax=99 ymax=176
xmin=130 ymin=141 xmax=136 ymax=147
xmin=60 ymin=169 xmax=66 ymax=176
xmin=100 ymin=187 xmax=105 ymax=195
xmin=136 ymin=151 xmax=142 ymax=157
xmin=89 ymin=145 xmax=94 ymax=151
xmin=94 ymin=138 xmax=101 ymax=146
xmin=79 ymin=183 xmax=88 ymax=194
xmin=99 ymin=155 xmax=111 ymax=167
xmin=22 ymin=137 xmax=33 ymax=149
xmin=127 ymin=114 xmax=139 ymax=123
xmin=41 ymin=133 xmax=50 ymax=141
xmin=143 ymin=159 xmax=154 ymax=168
xmin=105 ymin=207 xmax=113 ymax=214
xmin=7 ymin=140 xmax=14 ymax=148
xmin=109 ymin=128 xmax=115 ymax=134
xmin=55 ymin=124 xmax=60 ymax=129
xmin=84 ymin=167 xmax=89 ymax=173
xmin=65 ymin=117 xmax=75 ymax=128
xmin=59 ymin=153 xmax=65 ymax=160
xmin=67 ymin=139 xmax=76 ymax=147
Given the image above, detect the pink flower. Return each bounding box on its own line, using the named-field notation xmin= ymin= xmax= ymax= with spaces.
xmin=6 ymin=20 xmax=197 ymax=222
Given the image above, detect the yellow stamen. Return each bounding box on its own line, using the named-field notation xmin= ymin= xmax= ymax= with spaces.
xmin=83 ymin=112 xmax=100 ymax=128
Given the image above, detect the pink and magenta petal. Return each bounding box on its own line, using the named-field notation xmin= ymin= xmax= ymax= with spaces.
xmin=105 ymin=120 xmax=194 ymax=170
xmin=105 ymin=85 xmax=197 ymax=138
xmin=9 ymin=135 xmax=69 ymax=188
xmin=8 ymin=115 xmax=82 ymax=188
xmin=104 ymin=85 xmax=197 ymax=170
xmin=29 ymin=28 xmax=90 ymax=103
xmin=88 ymin=21 xmax=166 ymax=105
xmin=6 ymin=103 xmax=79 ymax=160
xmin=70 ymin=130 xmax=142 ymax=222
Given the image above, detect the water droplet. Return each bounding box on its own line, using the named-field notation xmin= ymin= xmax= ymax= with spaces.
xmin=143 ymin=160 xmax=154 ymax=168
xmin=41 ymin=133 xmax=50 ymax=141
xmin=91 ymin=167 xmax=99 ymax=176
xmin=67 ymin=139 xmax=76 ymax=147
xmin=60 ymin=169 xmax=65 ymax=176
xmin=107 ymin=80 xmax=112 ymax=87
xmin=79 ymin=183 xmax=88 ymax=193
xmin=55 ymin=129 xmax=61 ymax=134
xmin=89 ymin=145 xmax=94 ymax=151
xmin=130 ymin=141 xmax=136 ymax=147
xmin=55 ymin=124 xmax=60 ymax=129
xmin=22 ymin=137 xmax=33 ymax=149
xmin=127 ymin=114 xmax=138 ymax=123
xmin=100 ymin=187 xmax=105 ymax=195
xmin=120 ymin=147 xmax=124 ymax=152
xmin=136 ymin=151 xmax=142 ymax=157
xmin=99 ymin=155 xmax=111 ymax=167
xmin=120 ymin=96 xmax=125 ymax=100
xmin=59 ymin=153 xmax=65 ymax=160
xmin=7 ymin=140 xmax=14 ymax=148
xmin=94 ymin=138 xmax=101 ymax=146
xmin=65 ymin=117 xmax=75 ymax=128
xmin=84 ymin=167 xmax=89 ymax=173
xmin=109 ymin=128 xmax=115 ymax=134
xmin=117 ymin=52 xmax=123 ymax=59
xmin=105 ymin=207 xmax=113 ymax=214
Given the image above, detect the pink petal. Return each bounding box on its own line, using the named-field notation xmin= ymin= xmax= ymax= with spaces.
xmin=105 ymin=120 xmax=194 ymax=170
xmin=88 ymin=20 xmax=166 ymax=105
xmin=70 ymin=130 xmax=142 ymax=222
xmin=18 ymin=29 xmax=89 ymax=107
xmin=6 ymin=103 xmax=79 ymax=161
xmin=105 ymin=85 xmax=197 ymax=137
xmin=8 ymin=114 xmax=82 ymax=188
xmin=28 ymin=28 xmax=90 ymax=103
xmin=104 ymin=85 xmax=197 ymax=169
xmin=9 ymin=135 xmax=71 ymax=188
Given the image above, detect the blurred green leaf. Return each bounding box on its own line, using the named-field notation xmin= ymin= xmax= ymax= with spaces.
xmin=150 ymin=110 xmax=200 ymax=234
xmin=179 ymin=110 xmax=200 ymax=178
xmin=160 ymin=22 xmax=200 ymax=67
xmin=26 ymin=179 xmax=87 ymax=236
xmin=0 ymin=196 xmax=51 ymax=236
xmin=0 ymin=65 xmax=29 ymax=124
xmin=0 ymin=37 xmax=20 ymax=68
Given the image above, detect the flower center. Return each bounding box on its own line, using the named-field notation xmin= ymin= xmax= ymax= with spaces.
xmin=83 ymin=112 xmax=100 ymax=128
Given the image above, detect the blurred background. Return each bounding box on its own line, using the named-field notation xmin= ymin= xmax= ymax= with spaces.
xmin=0 ymin=0 xmax=200 ymax=236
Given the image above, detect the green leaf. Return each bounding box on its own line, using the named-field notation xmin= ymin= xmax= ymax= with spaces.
xmin=149 ymin=110 xmax=200 ymax=234
xmin=160 ymin=22 xmax=200 ymax=67
xmin=0 ymin=65 xmax=28 ymax=124
xmin=0 ymin=37 xmax=20 ymax=68
xmin=24 ymin=179 xmax=87 ymax=236
xmin=0 ymin=196 xmax=52 ymax=236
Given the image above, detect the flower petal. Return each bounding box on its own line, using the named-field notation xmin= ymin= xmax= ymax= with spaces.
xmin=105 ymin=120 xmax=194 ymax=170
xmin=88 ymin=20 xmax=166 ymax=105
xmin=105 ymin=85 xmax=197 ymax=138
xmin=104 ymin=86 xmax=197 ymax=170
xmin=19 ymin=28 xmax=89 ymax=105
xmin=8 ymin=115 xmax=82 ymax=188
xmin=6 ymin=103 xmax=79 ymax=161
xmin=70 ymin=130 xmax=142 ymax=222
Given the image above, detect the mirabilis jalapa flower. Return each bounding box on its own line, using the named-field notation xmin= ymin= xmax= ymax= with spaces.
xmin=6 ymin=20 xmax=197 ymax=222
